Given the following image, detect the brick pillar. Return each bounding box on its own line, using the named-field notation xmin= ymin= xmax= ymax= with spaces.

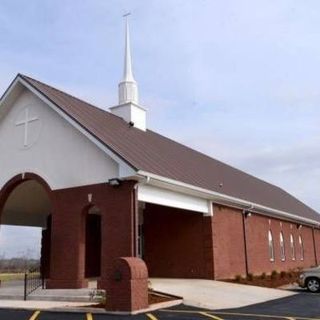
xmin=203 ymin=216 xmax=215 ymax=279
xmin=106 ymin=257 xmax=148 ymax=312
xmin=98 ymin=181 xmax=137 ymax=290
xmin=40 ymin=215 xmax=51 ymax=279
xmin=47 ymin=189 xmax=88 ymax=289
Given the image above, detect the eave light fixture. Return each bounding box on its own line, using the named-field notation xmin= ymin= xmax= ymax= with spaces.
xmin=108 ymin=178 xmax=122 ymax=187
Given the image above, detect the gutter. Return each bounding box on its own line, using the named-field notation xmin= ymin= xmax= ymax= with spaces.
xmin=134 ymin=170 xmax=320 ymax=228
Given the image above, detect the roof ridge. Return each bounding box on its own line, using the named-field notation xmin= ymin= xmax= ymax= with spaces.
xmin=18 ymin=73 xmax=126 ymax=122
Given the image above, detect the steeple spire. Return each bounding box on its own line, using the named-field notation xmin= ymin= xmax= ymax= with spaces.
xmin=122 ymin=14 xmax=135 ymax=82
xmin=111 ymin=13 xmax=146 ymax=131
xmin=118 ymin=13 xmax=139 ymax=105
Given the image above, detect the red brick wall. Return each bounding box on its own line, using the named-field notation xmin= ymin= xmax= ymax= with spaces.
xmin=47 ymin=180 xmax=137 ymax=289
xmin=98 ymin=181 xmax=137 ymax=289
xmin=47 ymin=186 xmax=88 ymax=288
xmin=1 ymin=172 xmax=319 ymax=289
xmin=314 ymin=229 xmax=320 ymax=265
xmin=212 ymin=204 xmax=319 ymax=279
xmin=203 ymin=216 xmax=215 ymax=279
xmin=246 ymin=215 xmax=317 ymax=274
xmin=212 ymin=206 xmax=247 ymax=279
xmin=213 ymin=207 xmax=320 ymax=279
xmin=143 ymin=203 xmax=209 ymax=278
xmin=40 ymin=215 xmax=51 ymax=279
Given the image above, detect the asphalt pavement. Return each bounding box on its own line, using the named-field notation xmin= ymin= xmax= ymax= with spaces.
xmin=0 ymin=291 xmax=319 ymax=320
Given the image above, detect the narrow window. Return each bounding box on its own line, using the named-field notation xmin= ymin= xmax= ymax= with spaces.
xmin=280 ymin=231 xmax=285 ymax=261
xmin=268 ymin=230 xmax=275 ymax=261
xmin=290 ymin=234 xmax=295 ymax=260
xmin=299 ymin=235 xmax=304 ymax=261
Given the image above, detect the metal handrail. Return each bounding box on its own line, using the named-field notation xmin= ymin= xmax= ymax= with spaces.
xmin=23 ymin=267 xmax=44 ymax=301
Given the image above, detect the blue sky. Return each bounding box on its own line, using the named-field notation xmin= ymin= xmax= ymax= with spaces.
xmin=0 ymin=0 xmax=319 ymax=258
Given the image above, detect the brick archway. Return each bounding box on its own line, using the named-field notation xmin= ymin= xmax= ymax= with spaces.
xmin=0 ymin=172 xmax=54 ymax=280
xmin=0 ymin=172 xmax=53 ymax=215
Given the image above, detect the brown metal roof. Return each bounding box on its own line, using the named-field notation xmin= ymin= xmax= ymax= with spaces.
xmin=19 ymin=74 xmax=320 ymax=223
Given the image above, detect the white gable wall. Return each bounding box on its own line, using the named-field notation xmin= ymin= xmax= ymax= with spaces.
xmin=0 ymin=88 xmax=119 ymax=190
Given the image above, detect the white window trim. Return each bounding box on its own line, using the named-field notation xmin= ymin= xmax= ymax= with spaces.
xmin=280 ymin=231 xmax=286 ymax=262
xmin=299 ymin=235 xmax=304 ymax=261
xmin=290 ymin=234 xmax=296 ymax=261
xmin=268 ymin=230 xmax=275 ymax=262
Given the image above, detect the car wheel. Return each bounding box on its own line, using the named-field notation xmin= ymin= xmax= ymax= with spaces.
xmin=306 ymin=278 xmax=320 ymax=293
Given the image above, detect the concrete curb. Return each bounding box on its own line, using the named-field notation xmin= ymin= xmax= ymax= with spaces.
xmin=0 ymin=299 xmax=183 ymax=315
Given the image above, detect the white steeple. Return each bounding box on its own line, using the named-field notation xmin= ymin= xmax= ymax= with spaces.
xmin=118 ymin=14 xmax=139 ymax=105
xmin=110 ymin=14 xmax=147 ymax=131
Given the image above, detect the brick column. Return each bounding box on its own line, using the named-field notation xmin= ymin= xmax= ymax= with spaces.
xmin=203 ymin=216 xmax=215 ymax=279
xmin=40 ymin=216 xmax=51 ymax=279
xmin=98 ymin=181 xmax=137 ymax=290
xmin=47 ymin=189 xmax=88 ymax=289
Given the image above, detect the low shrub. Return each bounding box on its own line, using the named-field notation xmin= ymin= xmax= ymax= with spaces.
xmin=271 ymin=270 xmax=278 ymax=279
xmin=235 ymin=274 xmax=242 ymax=282
xmin=247 ymin=273 xmax=254 ymax=281
xmin=260 ymin=272 xmax=267 ymax=280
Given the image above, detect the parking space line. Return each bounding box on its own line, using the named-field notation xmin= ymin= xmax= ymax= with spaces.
xmin=160 ymin=309 xmax=319 ymax=320
xmin=29 ymin=310 xmax=41 ymax=320
xmin=86 ymin=313 xmax=93 ymax=320
xmin=146 ymin=313 xmax=158 ymax=320
xmin=210 ymin=312 xmax=313 ymax=320
xmin=199 ymin=311 xmax=224 ymax=320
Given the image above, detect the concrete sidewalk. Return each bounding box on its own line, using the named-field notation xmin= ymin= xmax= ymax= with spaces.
xmin=0 ymin=278 xmax=297 ymax=312
xmin=150 ymin=278 xmax=297 ymax=310
xmin=0 ymin=280 xmax=98 ymax=302
xmin=0 ymin=299 xmax=97 ymax=310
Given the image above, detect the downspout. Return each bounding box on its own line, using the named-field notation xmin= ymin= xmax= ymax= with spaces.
xmin=312 ymin=227 xmax=318 ymax=266
xmin=242 ymin=206 xmax=253 ymax=277
xmin=133 ymin=176 xmax=150 ymax=258
xmin=133 ymin=182 xmax=139 ymax=257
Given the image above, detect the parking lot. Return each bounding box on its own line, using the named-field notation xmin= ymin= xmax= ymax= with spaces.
xmin=0 ymin=291 xmax=319 ymax=320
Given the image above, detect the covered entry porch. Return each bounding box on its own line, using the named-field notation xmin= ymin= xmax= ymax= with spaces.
xmin=137 ymin=184 xmax=215 ymax=280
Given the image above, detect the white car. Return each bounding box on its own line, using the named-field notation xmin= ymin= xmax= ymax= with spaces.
xmin=298 ymin=266 xmax=320 ymax=293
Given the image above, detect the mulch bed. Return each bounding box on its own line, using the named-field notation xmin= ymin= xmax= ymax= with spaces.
xmin=85 ymin=291 xmax=177 ymax=309
xmin=223 ymin=271 xmax=300 ymax=288
xmin=148 ymin=291 xmax=177 ymax=304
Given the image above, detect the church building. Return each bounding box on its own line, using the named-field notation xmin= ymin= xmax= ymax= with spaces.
xmin=0 ymin=19 xmax=319 ymax=310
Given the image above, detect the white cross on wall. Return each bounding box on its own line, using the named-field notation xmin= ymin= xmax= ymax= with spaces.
xmin=15 ymin=108 xmax=39 ymax=147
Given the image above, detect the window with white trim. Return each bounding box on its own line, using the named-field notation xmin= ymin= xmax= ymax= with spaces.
xmin=268 ymin=230 xmax=275 ymax=262
xmin=280 ymin=231 xmax=286 ymax=261
xmin=299 ymin=235 xmax=304 ymax=261
xmin=290 ymin=234 xmax=295 ymax=260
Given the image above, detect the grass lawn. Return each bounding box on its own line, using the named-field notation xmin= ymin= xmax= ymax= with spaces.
xmin=0 ymin=273 xmax=25 ymax=281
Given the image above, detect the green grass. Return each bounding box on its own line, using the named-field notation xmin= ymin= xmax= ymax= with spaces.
xmin=0 ymin=273 xmax=25 ymax=281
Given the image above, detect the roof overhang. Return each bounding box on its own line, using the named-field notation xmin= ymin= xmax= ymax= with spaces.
xmin=133 ymin=170 xmax=320 ymax=228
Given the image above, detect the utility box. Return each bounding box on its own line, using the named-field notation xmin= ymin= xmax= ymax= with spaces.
xmin=106 ymin=257 xmax=148 ymax=312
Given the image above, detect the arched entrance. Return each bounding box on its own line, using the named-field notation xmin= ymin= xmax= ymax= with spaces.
xmin=0 ymin=174 xmax=53 ymax=285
